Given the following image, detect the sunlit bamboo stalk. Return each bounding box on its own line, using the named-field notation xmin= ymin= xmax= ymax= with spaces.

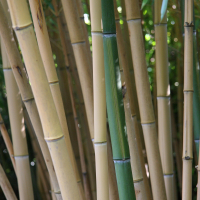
xmin=60 ymin=0 xmax=94 ymax=143
xmin=182 ymin=1 xmax=193 ymax=200
xmin=90 ymin=0 xmax=109 ymax=199
xmin=0 ymin=113 xmax=16 ymax=173
xmin=123 ymin=0 xmax=167 ymax=199
xmin=1 ymin=40 xmax=34 ymax=200
xmin=154 ymin=1 xmax=174 ymax=199
xmin=0 ymin=163 xmax=17 ymax=200
xmin=28 ymin=1 xmax=85 ymax=198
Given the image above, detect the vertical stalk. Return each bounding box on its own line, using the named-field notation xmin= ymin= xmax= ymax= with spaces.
xmin=28 ymin=1 xmax=85 ymax=198
xmin=2 ymin=41 xmax=34 ymax=199
xmin=90 ymin=0 xmax=109 ymax=199
xmin=113 ymin=1 xmax=151 ymax=199
xmin=123 ymin=0 xmax=167 ymax=199
xmin=60 ymin=0 xmax=94 ymax=142
xmin=4 ymin=0 xmax=80 ymax=199
xmin=0 ymin=163 xmax=17 ymax=200
xmin=154 ymin=1 xmax=174 ymax=199
xmin=182 ymin=0 xmax=193 ymax=200
xmin=101 ymin=0 xmax=135 ymax=199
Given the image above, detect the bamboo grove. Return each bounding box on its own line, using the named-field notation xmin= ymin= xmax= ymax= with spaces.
xmin=0 ymin=0 xmax=200 ymax=199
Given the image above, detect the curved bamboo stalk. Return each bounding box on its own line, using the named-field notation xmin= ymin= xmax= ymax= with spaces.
xmin=28 ymin=1 xmax=85 ymax=198
xmin=123 ymin=0 xmax=167 ymax=199
xmin=2 ymin=41 xmax=34 ymax=200
xmin=0 ymin=113 xmax=16 ymax=174
xmin=60 ymin=0 xmax=94 ymax=143
xmin=101 ymin=0 xmax=135 ymax=199
xmin=6 ymin=0 xmax=81 ymax=198
xmin=90 ymin=0 xmax=109 ymax=199
xmin=154 ymin=1 xmax=174 ymax=199
xmin=113 ymin=1 xmax=152 ymax=199
xmin=182 ymin=1 xmax=193 ymax=200
xmin=0 ymin=163 xmax=17 ymax=200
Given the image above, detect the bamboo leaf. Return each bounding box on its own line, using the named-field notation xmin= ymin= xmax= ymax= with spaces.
xmin=160 ymin=0 xmax=168 ymax=22
xmin=141 ymin=0 xmax=149 ymax=9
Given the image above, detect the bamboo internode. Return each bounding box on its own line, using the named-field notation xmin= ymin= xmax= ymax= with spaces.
xmin=154 ymin=1 xmax=174 ymax=199
xmin=182 ymin=1 xmax=194 ymax=199
xmin=90 ymin=0 xmax=109 ymax=199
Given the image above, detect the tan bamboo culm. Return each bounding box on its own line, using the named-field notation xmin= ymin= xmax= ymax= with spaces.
xmin=123 ymin=0 xmax=167 ymax=199
xmin=60 ymin=0 xmax=94 ymax=145
xmin=2 ymin=40 xmax=34 ymax=200
xmin=182 ymin=1 xmax=193 ymax=200
xmin=154 ymin=1 xmax=174 ymax=199
xmin=5 ymin=0 xmax=81 ymax=199
xmin=0 ymin=3 xmax=63 ymax=199
xmin=90 ymin=0 xmax=109 ymax=199
xmin=0 ymin=164 xmax=17 ymax=200
xmin=28 ymin=1 xmax=86 ymax=199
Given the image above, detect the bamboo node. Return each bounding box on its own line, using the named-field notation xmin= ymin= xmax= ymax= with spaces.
xmin=184 ymin=21 xmax=194 ymax=27
xmin=185 ymin=156 xmax=191 ymax=160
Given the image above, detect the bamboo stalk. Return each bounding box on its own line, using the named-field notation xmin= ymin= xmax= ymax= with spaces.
xmin=154 ymin=1 xmax=174 ymax=199
xmin=28 ymin=1 xmax=85 ymax=199
xmin=60 ymin=0 xmax=94 ymax=143
xmin=182 ymin=1 xmax=193 ymax=200
xmin=123 ymin=0 xmax=167 ymax=199
xmin=74 ymin=0 xmax=92 ymax=76
xmin=0 ymin=114 xmax=16 ymax=174
xmin=5 ymin=0 xmax=81 ymax=198
xmin=1 ymin=40 xmax=34 ymax=199
xmin=0 ymin=163 xmax=17 ymax=200
xmin=101 ymin=0 xmax=135 ymax=199
xmin=90 ymin=0 xmax=109 ymax=199
xmin=113 ymin=1 xmax=152 ymax=199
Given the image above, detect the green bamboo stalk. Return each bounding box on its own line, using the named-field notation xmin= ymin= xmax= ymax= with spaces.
xmin=154 ymin=1 xmax=174 ymax=199
xmin=123 ymin=0 xmax=167 ymax=199
xmin=0 ymin=163 xmax=17 ymax=200
xmin=182 ymin=0 xmax=194 ymax=199
xmin=90 ymin=0 xmax=109 ymax=199
xmin=101 ymin=0 xmax=135 ymax=199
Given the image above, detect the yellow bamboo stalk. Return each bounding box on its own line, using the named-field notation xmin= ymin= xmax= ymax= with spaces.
xmin=113 ymin=1 xmax=152 ymax=199
xmin=1 ymin=41 xmax=34 ymax=199
xmin=75 ymin=0 xmax=92 ymax=76
xmin=124 ymin=0 xmax=167 ymax=199
xmin=0 ymin=114 xmax=16 ymax=174
xmin=58 ymin=10 xmax=97 ymax=198
xmin=0 ymin=1 xmax=63 ymax=199
xmin=154 ymin=1 xmax=174 ymax=199
xmin=60 ymin=0 xmax=94 ymax=143
xmin=0 ymin=163 xmax=17 ymax=200
xmin=90 ymin=0 xmax=109 ymax=199
xmin=28 ymin=1 xmax=85 ymax=198
xmin=182 ymin=1 xmax=193 ymax=200
xmin=5 ymin=0 xmax=81 ymax=199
